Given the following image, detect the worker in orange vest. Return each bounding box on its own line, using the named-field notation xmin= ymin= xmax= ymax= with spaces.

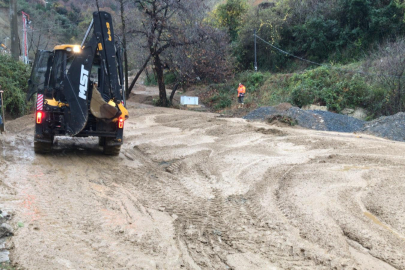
xmin=237 ymin=83 xmax=246 ymax=108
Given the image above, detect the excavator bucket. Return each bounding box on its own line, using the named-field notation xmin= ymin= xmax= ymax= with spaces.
xmin=90 ymin=85 xmax=120 ymax=119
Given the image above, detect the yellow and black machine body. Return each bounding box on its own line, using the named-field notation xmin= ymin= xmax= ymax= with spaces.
xmin=27 ymin=11 xmax=128 ymax=155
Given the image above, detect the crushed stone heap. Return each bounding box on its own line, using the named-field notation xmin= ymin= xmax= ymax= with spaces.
xmin=244 ymin=106 xmax=405 ymax=142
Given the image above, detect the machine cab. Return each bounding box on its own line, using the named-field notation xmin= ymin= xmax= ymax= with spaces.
xmin=27 ymin=45 xmax=82 ymax=103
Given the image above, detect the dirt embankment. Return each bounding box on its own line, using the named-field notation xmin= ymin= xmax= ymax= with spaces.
xmin=0 ymin=88 xmax=405 ymax=269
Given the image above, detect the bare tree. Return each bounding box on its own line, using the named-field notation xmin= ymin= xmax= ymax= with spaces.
xmin=28 ymin=25 xmax=53 ymax=59
xmin=372 ymin=38 xmax=405 ymax=114
xmin=127 ymin=0 xmax=211 ymax=106
xmin=164 ymin=28 xmax=233 ymax=103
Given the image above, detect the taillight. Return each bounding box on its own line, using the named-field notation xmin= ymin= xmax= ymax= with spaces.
xmin=118 ymin=117 xmax=124 ymax=129
xmin=36 ymin=111 xmax=43 ymax=124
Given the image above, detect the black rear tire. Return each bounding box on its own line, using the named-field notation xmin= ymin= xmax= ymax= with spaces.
xmin=99 ymin=136 xmax=106 ymax=147
xmin=34 ymin=140 xmax=52 ymax=154
xmin=103 ymin=138 xmax=121 ymax=156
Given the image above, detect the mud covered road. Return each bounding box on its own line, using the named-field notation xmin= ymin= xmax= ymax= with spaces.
xmin=1 ymin=96 xmax=405 ymax=269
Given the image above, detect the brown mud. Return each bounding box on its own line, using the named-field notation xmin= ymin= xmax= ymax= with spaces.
xmin=0 ymin=86 xmax=404 ymax=269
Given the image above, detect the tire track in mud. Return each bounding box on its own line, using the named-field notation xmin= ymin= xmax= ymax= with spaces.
xmin=14 ymin=161 xmax=121 ymax=268
xmin=121 ymin=115 xmax=404 ymax=269
xmin=241 ymin=164 xmax=342 ymax=269
xmin=118 ymin=135 xmax=405 ymax=269
xmin=117 ymin=146 xmax=236 ymax=269
xmin=2 ymin=107 xmax=405 ymax=269
xmin=0 ymin=136 xmax=18 ymax=212
xmin=272 ymin=153 xmax=405 ymax=269
xmin=2 ymin=134 xmax=167 ymax=268
xmin=333 ymin=179 xmax=405 ymax=269
xmin=124 ymin=144 xmax=267 ymax=269
xmin=122 ymin=145 xmax=332 ymax=269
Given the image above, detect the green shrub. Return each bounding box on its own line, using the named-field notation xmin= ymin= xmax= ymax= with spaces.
xmin=145 ymin=73 xmax=157 ymax=86
xmin=202 ymin=72 xmax=271 ymax=111
xmin=215 ymin=83 xmax=234 ymax=94
xmin=237 ymin=71 xmax=269 ymax=93
xmin=164 ymin=72 xmax=177 ymax=85
xmin=290 ymin=85 xmax=314 ymax=108
xmin=0 ymin=54 xmax=32 ymax=117
xmin=259 ymin=74 xmax=293 ymax=106
xmin=210 ymin=93 xmax=232 ymax=110
xmin=200 ymin=84 xmax=234 ymax=111
xmin=0 ymin=0 xmax=8 ymax=8
xmin=145 ymin=72 xmax=177 ymax=86
xmin=289 ymin=66 xmax=369 ymax=112
xmin=362 ymin=85 xmax=385 ymax=119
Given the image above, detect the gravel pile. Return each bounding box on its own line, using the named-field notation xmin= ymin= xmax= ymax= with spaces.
xmin=278 ymin=108 xmax=328 ymax=131
xmin=244 ymin=106 xmax=405 ymax=142
xmin=244 ymin=106 xmax=365 ymax=132
xmin=243 ymin=107 xmax=281 ymax=121
xmin=308 ymin=110 xmax=365 ymax=133
xmin=362 ymin=112 xmax=405 ymax=142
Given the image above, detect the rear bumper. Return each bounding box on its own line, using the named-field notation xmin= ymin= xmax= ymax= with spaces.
xmin=34 ymin=134 xmax=53 ymax=143
xmin=105 ymin=138 xmax=123 ymax=146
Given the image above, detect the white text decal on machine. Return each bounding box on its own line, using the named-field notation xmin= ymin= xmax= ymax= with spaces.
xmin=79 ymin=65 xmax=89 ymax=100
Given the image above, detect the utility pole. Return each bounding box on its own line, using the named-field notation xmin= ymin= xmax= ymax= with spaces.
xmin=254 ymin=29 xmax=257 ymax=72
xmin=0 ymin=86 xmax=4 ymax=133
xmin=22 ymin=11 xmax=30 ymax=64
xmin=9 ymin=0 xmax=19 ymax=61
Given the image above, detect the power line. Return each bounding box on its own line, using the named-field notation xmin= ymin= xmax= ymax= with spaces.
xmin=255 ymin=34 xmax=322 ymax=67
xmin=254 ymin=33 xmax=405 ymax=79
xmin=27 ymin=25 xmax=76 ymax=33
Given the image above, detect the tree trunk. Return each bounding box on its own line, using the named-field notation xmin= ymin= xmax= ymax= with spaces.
xmin=126 ymin=54 xmax=151 ymax=99
xmin=169 ymin=82 xmax=180 ymax=104
xmin=145 ymin=68 xmax=150 ymax=82
xmin=120 ymin=0 xmax=129 ymax=101
xmin=9 ymin=0 xmax=19 ymax=61
xmin=398 ymin=83 xmax=402 ymax=112
xmin=153 ymin=54 xmax=168 ymax=106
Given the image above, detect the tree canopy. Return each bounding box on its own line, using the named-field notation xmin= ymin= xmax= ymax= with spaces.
xmin=4 ymin=0 xmax=405 ymax=114
xmin=231 ymin=0 xmax=405 ymax=71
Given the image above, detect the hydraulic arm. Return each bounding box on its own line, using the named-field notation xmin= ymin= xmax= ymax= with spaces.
xmin=64 ymin=11 xmax=123 ymax=135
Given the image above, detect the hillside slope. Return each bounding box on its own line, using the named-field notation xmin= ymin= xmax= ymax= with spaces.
xmin=0 ymin=7 xmax=10 ymax=48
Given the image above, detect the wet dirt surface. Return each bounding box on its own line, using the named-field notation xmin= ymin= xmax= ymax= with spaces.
xmin=1 ymin=88 xmax=405 ymax=269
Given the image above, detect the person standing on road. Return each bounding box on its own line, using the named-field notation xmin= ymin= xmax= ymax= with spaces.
xmin=237 ymin=83 xmax=246 ymax=108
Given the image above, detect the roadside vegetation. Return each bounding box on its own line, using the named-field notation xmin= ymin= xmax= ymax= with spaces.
xmin=1 ymin=0 xmax=405 ymax=119
xmin=202 ymin=0 xmax=405 ymax=119
xmin=0 ymin=54 xmax=31 ymax=117
xmin=203 ymin=68 xmax=383 ymax=119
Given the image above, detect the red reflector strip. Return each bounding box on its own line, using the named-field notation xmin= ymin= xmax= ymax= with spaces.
xmin=37 ymin=94 xmax=44 ymax=111
xmin=118 ymin=117 xmax=124 ymax=129
xmin=36 ymin=111 xmax=43 ymax=124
